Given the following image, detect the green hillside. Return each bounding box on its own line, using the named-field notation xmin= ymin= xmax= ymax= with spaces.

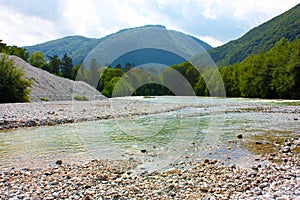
xmin=25 ymin=36 xmax=100 ymax=65
xmin=25 ymin=25 xmax=212 ymax=66
xmin=209 ymin=3 xmax=300 ymax=66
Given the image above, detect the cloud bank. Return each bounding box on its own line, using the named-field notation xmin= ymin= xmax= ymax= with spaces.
xmin=0 ymin=0 xmax=298 ymax=47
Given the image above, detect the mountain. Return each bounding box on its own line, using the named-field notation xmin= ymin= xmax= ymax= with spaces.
xmin=84 ymin=25 xmax=213 ymax=69
xmin=209 ymin=3 xmax=300 ymax=66
xmin=25 ymin=25 xmax=212 ymax=66
xmin=25 ymin=36 xmax=100 ymax=66
xmin=8 ymin=54 xmax=104 ymax=101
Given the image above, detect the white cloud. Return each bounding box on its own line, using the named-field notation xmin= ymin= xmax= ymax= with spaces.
xmin=0 ymin=0 xmax=298 ymax=46
xmin=0 ymin=4 xmax=59 ymax=46
xmin=197 ymin=35 xmax=224 ymax=47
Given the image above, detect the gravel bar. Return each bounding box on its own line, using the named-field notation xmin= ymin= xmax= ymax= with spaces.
xmin=0 ymin=137 xmax=299 ymax=199
xmin=1 ymin=98 xmax=299 ymax=131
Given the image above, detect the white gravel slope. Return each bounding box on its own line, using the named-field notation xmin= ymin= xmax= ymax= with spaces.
xmin=8 ymin=54 xmax=105 ymax=101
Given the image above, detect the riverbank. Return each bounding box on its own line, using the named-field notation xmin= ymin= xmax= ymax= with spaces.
xmin=1 ymin=97 xmax=299 ymax=131
xmin=0 ymin=137 xmax=299 ymax=199
xmin=0 ymin=98 xmax=188 ymax=130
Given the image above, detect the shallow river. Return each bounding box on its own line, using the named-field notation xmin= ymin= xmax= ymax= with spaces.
xmin=0 ymin=97 xmax=299 ymax=172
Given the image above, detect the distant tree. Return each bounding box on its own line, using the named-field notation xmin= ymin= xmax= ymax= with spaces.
xmin=42 ymin=63 xmax=52 ymax=73
xmin=124 ymin=62 xmax=133 ymax=72
xmin=87 ymin=58 xmax=100 ymax=87
xmin=30 ymin=51 xmax=46 ymax=68
xmin=73 ymin=63 xmax=87 ymax=82
xmin=61 ymin=53 xmax=74 ymax=79
xmin=48 ymin=55 xmax=61 ymax=75
xmin=115 ymin=64 xmax=122 ymax=69
xmin=0 ymin=40 xmax=7 ymax=53
xmin=0 ymin=55 xmax=32 ymax=102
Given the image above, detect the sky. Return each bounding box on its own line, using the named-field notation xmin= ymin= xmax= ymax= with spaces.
xmin=0 ymin=0 xmax=299 ymax=47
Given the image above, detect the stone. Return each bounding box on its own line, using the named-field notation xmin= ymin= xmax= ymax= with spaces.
xmin=56 ymin=160 xmax=63 ymax=165
xmin=237 ymin=134 xmax=243 ymax=139
xmin=164 ymin=168 xmax=182 ymax=175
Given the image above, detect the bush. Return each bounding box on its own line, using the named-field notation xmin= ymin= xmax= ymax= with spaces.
xmin=74 ymin=95 xmax=89 ymax=101
xmin=40 ymin=97 xmax=49 ymax=101
xmin=0 ymin=55 xmax=32 ymax=103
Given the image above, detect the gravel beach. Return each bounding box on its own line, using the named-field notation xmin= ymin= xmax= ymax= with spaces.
xmin=0 ymin=137 xmax=299 ymax=199
xmin=0 ymin=98 xmax=190 ymax=130
xmin=1 ymin=98 xmax=299 ymax=131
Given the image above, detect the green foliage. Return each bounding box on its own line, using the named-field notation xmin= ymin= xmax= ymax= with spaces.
xmin=209 ymin=4 xmax=300 ymax=66
xmin=74 ymin=95 xmax=89 ymax=101
xmin=48 ymin=55 xmax=61 ymax=75
xmin=40 ymin=97 xmax=49 ymax=101
xmin=61 ymin=53 xmax=74 ymax=79
xmin=25 ymin=36 xmax=100 ymax=66
xmin=213 ymin=38 xmax=300 ymax=99
xmin=87 ymin=59 xmax=100 ymax=87
xmin=0 ymin=55 xmax=32 ymax=103
xmin=98 ymin=68 xmax=125 ymax=97
xmin=0 ymin=40 xmax=29 ymax=62
xmin=30 ymin=51 xmax=46 ymax=68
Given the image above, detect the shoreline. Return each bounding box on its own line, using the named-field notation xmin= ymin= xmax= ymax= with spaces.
xmin=0 ymin=137 xmax=299 ymax=199
xmin=1 ymin=98 xmax=299 ymax=131
xmin=0 ymin=99 xmax=190 ymax=131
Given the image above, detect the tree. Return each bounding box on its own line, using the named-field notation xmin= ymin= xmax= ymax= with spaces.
xmin=0 ymin=55 xmax=32 ymax=102
xmin=30 ymin=51 xmax=46 ymax=68
xmin=61 ymin=53 xmax=74 ymax=79
xmin=48 ymin=55 xmax=61 ymax=75
xmin=87 ymin=58 xmax=100 ymax=87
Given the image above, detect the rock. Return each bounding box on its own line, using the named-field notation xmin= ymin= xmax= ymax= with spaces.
xmin=56 ymin=160 xmax=63 ymax=165
xmin=281 ymin=147 xmax=291 ymax=153
xmin=140 ymin=149 xmax=147 ymax=153
xmin=255 ymin=141 xmax=263 ymax=145
xmin=276 ymin=197 xmax=289 ymax=200
xmin=199 ymin=183 xmax=210 ymax=192
xmin=25 ymin=120 xmax=37 ymax=127
xmin=164 ymin=167 xmax=182 ymax=174
xmin=237 ymin=134 xmax=243 ymax=139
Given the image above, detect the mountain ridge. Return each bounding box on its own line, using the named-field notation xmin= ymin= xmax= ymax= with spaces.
xmin=25 ymin=25 xmax=212 ymax=66
xmin=209 ymin=3 xmax=300 ymax=66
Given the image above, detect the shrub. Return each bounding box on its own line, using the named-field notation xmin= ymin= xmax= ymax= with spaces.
xmin=0 ymin=55 xmax=31 ymax=103
xmin=40 ymin=97 xmax=49 ymax=101
xmin=74 ymin=95 xmax=89 ymax=101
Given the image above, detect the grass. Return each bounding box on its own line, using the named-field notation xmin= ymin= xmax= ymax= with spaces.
xmin=40 ymin=97 xmax=49 ymax=101
xmin=74 ymin=95 xmax=89 ymax=101
xmin=272 ymin=101 xmax=300 ymax=106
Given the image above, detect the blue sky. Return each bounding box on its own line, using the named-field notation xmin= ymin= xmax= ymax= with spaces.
xmin=0 ymin=0 xmax=299 ymax=47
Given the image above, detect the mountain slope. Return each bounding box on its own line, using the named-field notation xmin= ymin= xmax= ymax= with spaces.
xmin=9 ymin=55 xmax=104 ymax=101
xmin=25 ymin=36 xmax=100 ymax=65
xmin=25 ymin=25 xmax=212 ymax=66
xmin=84 ymin=25 xmax=213 ymax=69
xmin=209 ymin=3 xmax=300 ymax=66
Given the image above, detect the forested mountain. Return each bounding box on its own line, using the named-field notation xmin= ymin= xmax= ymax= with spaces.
xmin=25 ymin=25 xmax=212 ymax=66
xmin=209 ymin=3 xmax=300 ymax=66
xmin=25 ymin=36 xmax=100 ymax=66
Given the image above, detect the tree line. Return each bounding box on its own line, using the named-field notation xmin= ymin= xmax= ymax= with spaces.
xmin=82 ymin=38 xmax=299 ymax=99
xmin=0 ymin=37 xmax=299 ymax=102
xmin=0 ymin=40 xmax=77 ymax=80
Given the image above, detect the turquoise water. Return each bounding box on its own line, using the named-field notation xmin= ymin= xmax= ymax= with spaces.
xmin=0 ymin=97 xmax=299 ymax=171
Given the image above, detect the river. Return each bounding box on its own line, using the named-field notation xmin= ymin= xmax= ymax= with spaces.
xmin=0 ymin=96 xmax=299 ymax=172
